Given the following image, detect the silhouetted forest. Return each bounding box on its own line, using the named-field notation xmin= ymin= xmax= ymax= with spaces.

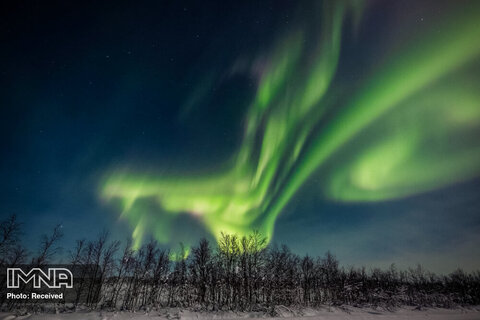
xmin=1 ymin=215 xmax=479 ymax=312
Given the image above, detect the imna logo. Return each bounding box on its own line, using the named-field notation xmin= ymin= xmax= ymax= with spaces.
xmin=6 ymin=268 xmax=73 ymax=289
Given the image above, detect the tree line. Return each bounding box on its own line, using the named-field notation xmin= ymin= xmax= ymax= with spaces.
xmin=1 ymin=214 xmax=479 ymax=312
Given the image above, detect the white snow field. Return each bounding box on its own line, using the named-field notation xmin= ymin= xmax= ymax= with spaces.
xmin=1 ymin=307 xmax=480 ymax=320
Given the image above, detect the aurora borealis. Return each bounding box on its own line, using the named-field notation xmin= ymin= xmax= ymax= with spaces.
xmin=1 ymin=0 xmax=480 ymax=272
xmin=101 ymin=0 xmax=480 ymax=250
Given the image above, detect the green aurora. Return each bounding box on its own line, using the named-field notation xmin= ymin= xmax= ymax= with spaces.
xmin=101 ymin=0 xmax=480 ymax=250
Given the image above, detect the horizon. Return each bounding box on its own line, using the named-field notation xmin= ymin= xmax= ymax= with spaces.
xmin=3 ymin=214 xmax=479 ymax=277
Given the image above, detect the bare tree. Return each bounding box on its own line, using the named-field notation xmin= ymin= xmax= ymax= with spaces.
xmin=0 ymin=214 xmax=23 ymax=264
xmin=33 ymin=224 xmax=63 ymax=266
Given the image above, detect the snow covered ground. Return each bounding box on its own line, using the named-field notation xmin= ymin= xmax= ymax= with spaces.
xmin=1 ymin=307 xmax=479 ymax=320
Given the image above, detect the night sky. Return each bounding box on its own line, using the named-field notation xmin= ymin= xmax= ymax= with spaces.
xmin=1 ymin=0 xmax=480 ymax=273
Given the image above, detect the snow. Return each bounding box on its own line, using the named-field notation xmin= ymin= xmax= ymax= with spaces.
xmin=1 ymin=307 xmax=480 ymax=320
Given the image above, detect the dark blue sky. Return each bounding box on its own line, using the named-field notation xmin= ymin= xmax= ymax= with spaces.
xmin=1 ymin=0 xmax=479 ymax=273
